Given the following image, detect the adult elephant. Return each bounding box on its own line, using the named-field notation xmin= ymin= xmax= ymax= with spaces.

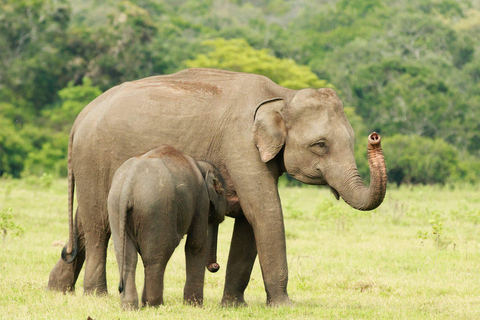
xmin=48 ymin=68 xmax=387 ymax=306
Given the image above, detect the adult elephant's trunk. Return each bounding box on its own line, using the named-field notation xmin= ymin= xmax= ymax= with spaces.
xmin=206 ymin=223 xmax=220 ymax=273
xmin=329 ymin=132 xmax=387 ymax=211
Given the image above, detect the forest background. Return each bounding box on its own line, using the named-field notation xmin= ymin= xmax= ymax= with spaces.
xmin=1 ymin=0 xmax=480 ymax=186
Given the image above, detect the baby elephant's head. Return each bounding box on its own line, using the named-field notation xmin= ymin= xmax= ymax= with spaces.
xmin=197 ymin=161 xmax=227 ymax=273
xmin=202 ymin=164 xmax=227 ymax=225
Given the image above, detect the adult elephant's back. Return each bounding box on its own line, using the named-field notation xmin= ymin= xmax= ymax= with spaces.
xmin=74 ymin=68 xmax=285 ymax=169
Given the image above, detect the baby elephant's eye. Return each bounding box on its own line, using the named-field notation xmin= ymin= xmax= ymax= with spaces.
xmin=317 ymin=141 xmax=326 ymax=148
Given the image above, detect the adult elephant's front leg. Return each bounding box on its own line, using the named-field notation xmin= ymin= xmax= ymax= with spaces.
xmin=224 ymin=162 xmax=291 ymax=306
xmin=249 ymin=197 xmax=290 ymax=306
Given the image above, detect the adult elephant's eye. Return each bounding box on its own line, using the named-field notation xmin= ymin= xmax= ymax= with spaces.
xmin=310 ymin=140 xmax=327 ymax=155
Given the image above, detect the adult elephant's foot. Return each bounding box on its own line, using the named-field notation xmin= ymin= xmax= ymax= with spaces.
xmin=82 ymin=265 xmax=108 ymax=295
xmin=47 ymin=260 xmax=75 ymax=293
xmin=48 ymin=249 xmax=85 ymax=293
xmin=221 ymin=294 xmax=248 ymax=307
xmin=83 ymin=287 xmax=108 ymax=295
xmin=221 ymin=292 xmax=293 ymax=307
xmin=83 ymin=281 xmax=108 ymax=295
xmin=266 ymin=294 xmax=293 ymax=307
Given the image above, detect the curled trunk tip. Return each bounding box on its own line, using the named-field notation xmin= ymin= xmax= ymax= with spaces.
xmin=206 ymin=223 xmax=220 ymax=273
xmin=368 ymin=132 xmax=381 ymax=145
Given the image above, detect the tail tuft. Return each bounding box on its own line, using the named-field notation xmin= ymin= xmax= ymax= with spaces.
xmin=61 ymin=242 xmax=78 ymax=264
xmin=118 ymin=279 xmax=124 ymax=294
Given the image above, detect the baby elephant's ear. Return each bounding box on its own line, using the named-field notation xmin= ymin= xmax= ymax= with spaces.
xmin=205 ymin=170 xmax=222 ymax=211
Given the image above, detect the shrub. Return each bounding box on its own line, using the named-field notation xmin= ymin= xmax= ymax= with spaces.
xmin=383 ymin=134 xmax=458 ymax=185
xmin=23 ymin=132 xmax=68 ymax=177
xmin=0 ymin=208 xmax=24 ymax=242
xmin=0 ymin=117 xmax=32 ymax=178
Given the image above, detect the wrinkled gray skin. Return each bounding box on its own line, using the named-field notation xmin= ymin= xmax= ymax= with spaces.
xmin=107 ymin=145 xmax=227 ymax=309
xmin=48 ymin=68 xmax=387 ymax=306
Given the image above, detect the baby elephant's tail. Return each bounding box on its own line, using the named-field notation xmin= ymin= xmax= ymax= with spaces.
xmin=117 ymin=175 xmax=133 ymax=294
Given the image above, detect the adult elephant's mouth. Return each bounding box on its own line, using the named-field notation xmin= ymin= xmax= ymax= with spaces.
xmin=330 ymin=186 xmax=340 ymax=200
xmin=288 ymin=164 xmax=328 ymax=185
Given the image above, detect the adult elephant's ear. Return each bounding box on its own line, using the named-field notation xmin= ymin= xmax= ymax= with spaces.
xmin=253 ymin=98 xmax=287 ymax=162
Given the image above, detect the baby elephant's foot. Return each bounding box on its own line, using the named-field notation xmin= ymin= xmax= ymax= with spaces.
xmin=121 ymin=298 xmax=139 ymax=310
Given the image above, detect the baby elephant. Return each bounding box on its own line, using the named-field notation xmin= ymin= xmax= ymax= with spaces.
xmin=108 ymin=145 xmax=227 ymax=309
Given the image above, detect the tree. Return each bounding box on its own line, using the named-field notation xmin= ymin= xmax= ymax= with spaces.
xmin=64 ymin=1 xmax=158 ymax=89
xmin=185 ymin=38 xmax=331 ymax=89
xmin=0 ymin=0 xmax=71 ymax=112
xmin=23 ymin=78 xmax=103 ymax=176
xmin=43 ymin=77 xmax=102 ymax=132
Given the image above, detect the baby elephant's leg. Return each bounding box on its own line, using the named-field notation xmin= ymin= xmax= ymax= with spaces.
xmin=141 ymin=245 xmax=177 ymax=307
xmin=119 ymin=235 xmax=139 ymax=309
xmin=142 ymin=262 xmax=167 ymax=307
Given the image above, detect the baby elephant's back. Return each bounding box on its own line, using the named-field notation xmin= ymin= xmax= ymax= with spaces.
xmin=138 ymin=145 xmax=205 ymax=196
xmin=128 ymin=146 xmax=206 ymax=233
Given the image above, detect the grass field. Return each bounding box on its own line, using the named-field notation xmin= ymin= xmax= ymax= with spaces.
xmin=1 ymin=177 xmax=479 ymax=319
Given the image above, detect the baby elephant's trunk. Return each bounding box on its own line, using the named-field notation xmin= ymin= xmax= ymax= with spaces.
xmin=206 ymin=223 xmax=220 ymax=273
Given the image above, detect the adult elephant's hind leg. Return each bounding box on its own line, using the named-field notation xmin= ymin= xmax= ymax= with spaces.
xmin=221 ymin=215 xmax=257 ymax=306
xmin=82 ymin=212 xmax=110 ymax=295
xmin=48 ymin=211 xmax=85 ymax=292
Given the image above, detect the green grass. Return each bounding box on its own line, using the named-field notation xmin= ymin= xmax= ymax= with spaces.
xmin=1 ymin=178 xmax=480 ymax=319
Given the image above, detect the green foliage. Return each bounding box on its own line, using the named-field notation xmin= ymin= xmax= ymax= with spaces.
xmin=0 ymin=117 xmax=32 ymax=178
xmin=43 ymin=77 xmax=102 ymax=132
xmin=0 ymin=0 xmax=71 ymax=111
xmin=350 ymin=58 xmax=466 ymax=143
xmin=446 ymin=152 xmax=480 ymax=184
xmin=21 ymin=77 xmax=101 ymax=177
xmin=450 ymin=200 xmax=480 ymax=225
xmin=428 ymin=211 xmax=450 ymax=249
xmin=23 ymin=134 xmax=68 ymax=177
xmin=314 ymin=199 xmax=355 ymax=232
xmin=418 ymin=208 xmax=451 ymax=249
xmin=344 ymin=107 xmax=370 ymax=182
xmin=0 ymin=208 xmax=24 ymax=242
xmin=383 ymin=135 xmax=458 ymax=185
xmin=24 ymin=172 xmax=54 ymax=189
xmin=0 ymin=0 xmax=480 ymax=184
xmin=185 ymin=38 xmax=331 ymax=89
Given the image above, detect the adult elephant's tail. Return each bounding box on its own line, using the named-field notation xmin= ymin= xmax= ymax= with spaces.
xmin=62 ymin=131 xmax=78 ymax=263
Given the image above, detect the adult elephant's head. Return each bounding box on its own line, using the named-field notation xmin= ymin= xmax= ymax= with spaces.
xmin=253 ymin=88 xmax=387 ymax=211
